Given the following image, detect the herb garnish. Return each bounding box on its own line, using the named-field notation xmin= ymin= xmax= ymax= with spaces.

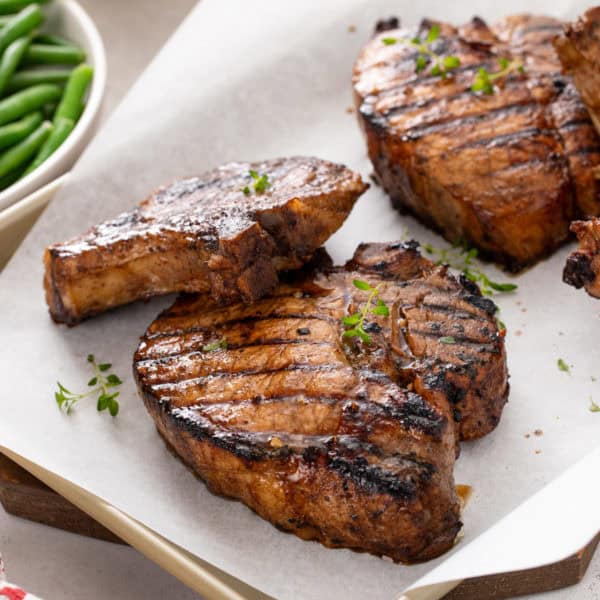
xmin=590 ymin=398 xmax=600 ymax=413
xmin=55 ymin=354 xmax=122 ymax=417
xmin=422 ymin=241 xmax=517 ymax=296
xmin=471 ymin=57 xmax=525 ymax=95
xmin=202 ymin=338 xmax=228 ymax=352
xmin=557 ymin=358 xmax=570 ymax=374
xmin=382 ymin=24 xmax=461 ymax=79
xmin=242 ymin=169 xmax=271 ymax=195
xmin=439 ymin=336 xmax=456 ymax=344
xmin=343 ymin=279 xmax=390 ymax=343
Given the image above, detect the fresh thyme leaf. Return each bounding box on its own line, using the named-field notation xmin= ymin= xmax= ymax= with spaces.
xmin=487 ymin=281 xmax=518 ymax=292
xmin=557 ymin=358 xmax=570 ymax=373
xmin=342 ymin=313 xmax=361 ymax=326
xmin=443 ymin=55 xmax=461 ymax=69
xmin=353 ymin=279 xmax=372 ymax=291
xmin=202 ymin=338 xmax=228 ymax=352
xmin=440 ymin=336 xmax=456 ymax=344
xmin=425 ymin=23 xmax=440 ymax=43
xmin=372 ymin=300 xmax=390 ymax=316
xmin=244 ymin=170 xmax=271 ymax=194
xmin=343 ymin=329 xmax=360 ymax=338
xmin=343 ymin=281 xmax=389 ymax=344
xmin=422 ymin=240 xmax=517 ymax=297
xmin=590 ymin=398 xmax=600 ymax=413
xmin=415 ymin=54 xmax=427 ymax=72
xmin=471 ymin=58 xmax=525 ymax=95
xmin=54 ymin=355 xmax=124 ymax=417
xmin=108 ymin=396 xmax=120 ymax=417
xmin=106 ymin=374 xmax=122 ymax=386
xmin=381 ymin=26 xmax=460 ymax=79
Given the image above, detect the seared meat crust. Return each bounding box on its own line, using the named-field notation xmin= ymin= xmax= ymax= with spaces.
xmin=44 ymin=157 xmax=367 ymax=324
xmin=353 ymin=15 xmax=600 ymax=271
xmin=554 ymin=7 xmax=600 ymax=136
xmin=564 ymin=218 xmax=600 ymax=298
xmin=134 ymin=242 xmax=509 ymax=562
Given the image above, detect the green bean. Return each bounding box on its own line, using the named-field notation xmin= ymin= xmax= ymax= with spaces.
xmin=0 ymin=15 xmax=13 ymax=26
xmin=5 ymin=67 xmax=70 ymax=92
xmin=0 ymin=0 xmax=47 ymax=15
xmin=24 ymin=115 xmax=71 ymax=175
xmin=34 ymin=33 xmax=74 ymax=46
xmin=0 ymin=118 xmax=51 ymax=177
xmin=0 ymin=110 xmax=40 ymax=149
xmin=0 ymin=4 xmax=42 ymax=53
xmin=54 ymin=63 xmax=92 ymax=123
xmin=0 ymin=35 xmax=30 ymax=95
xmin=0 ymin=83 xmax=61 ymax=125
xmin=0 ymin=165 xmax=25 ymax=190
xmin=24 ymin=43 xmax=85 ymax=65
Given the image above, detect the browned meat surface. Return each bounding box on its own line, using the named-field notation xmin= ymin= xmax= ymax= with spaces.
xmin=134 ymin=241 xmax=509 ymax=562
xmin=353 ymin=15 xmax=600 ymax=271
xmin=555 ymin=7 xmax=600 ymax=136
xmin=564 ymin=218 xmax=600 ymax=298
xmin=44 ymin=157 xmax=367 ymax=325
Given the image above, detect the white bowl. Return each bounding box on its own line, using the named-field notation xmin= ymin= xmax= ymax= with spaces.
xmin=0 ymin=0 xmax=106 ymax=212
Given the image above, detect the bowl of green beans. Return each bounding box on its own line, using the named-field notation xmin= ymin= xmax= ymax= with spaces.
xmin=0 ymin=0 xmax=106 ymax=211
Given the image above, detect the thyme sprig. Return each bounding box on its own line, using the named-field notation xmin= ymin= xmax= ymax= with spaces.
xmin=557 ymin=358 xmax=570 ymax=374
xmin=471 ymin=57 xmax=525 ymax=95
xmin=242 ymin=170 xmax=270 ymax=195
xmin=382 ymin=24 xmax=461 ymax=79
xmin=343 ymin=279 xmax=390 ymax=344
xmin=202 ymin=338 xmax=228 ymax=352
xmin=422 ymin=241 xmax=517 ymax=296
xmin=55 ymin=354 xmax=122 ymax=417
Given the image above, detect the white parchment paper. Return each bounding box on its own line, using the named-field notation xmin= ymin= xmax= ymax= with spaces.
xmin=1 ymin=1 xmax=599 ymax=599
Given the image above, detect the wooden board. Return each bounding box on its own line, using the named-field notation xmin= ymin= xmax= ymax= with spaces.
xmin=0 ymin=452 xmax=122 ymax=544
xmin=0 ymin=450 xmax=598 ymax=599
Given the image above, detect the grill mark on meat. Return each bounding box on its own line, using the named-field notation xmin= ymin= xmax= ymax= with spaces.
xmin=172 ymin=406 xmax=437 ymax=501
xmin=411 ymin=330 xmax=500 ymax=352
xmin=559 ymin=118 xmax=595 ymax=131
xmin=393 ymin=103 xmax=545 ymax=142
xmin=135 ymin=242 xmax=509 ymax=563
xmin=148 ymin=363 xmax=350 ymax=391
xmin=327 ymin=455 xmax=434 ymax=500
xmin=145 ymin=314 xmax=338 ymax=339
xmin=136 ymin=339 xmax=337 ymax=364
xmin=378 ymin=76 xmax=531 ymax=117
xmin=451 ymin=127 xmax=558 ymax=151
xmin=186 ymin=392 xmax=446 ymax=440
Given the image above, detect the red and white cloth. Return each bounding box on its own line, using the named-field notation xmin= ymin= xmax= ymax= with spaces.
xmin=0 ymin=555 xmax=42 ymax=600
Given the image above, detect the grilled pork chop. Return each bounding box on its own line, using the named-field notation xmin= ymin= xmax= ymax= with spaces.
xmin=555 ymin=10 xmax=600 ymax=299
xmin=353 ymin=15 xmax=600 ymax=271
xmin=44 ymin=157 xmax=367 ymax=325
xmin=134 ymin=241 xmax=509 ymax=562
xmin=563 ymin=218 xmax=600 ymax=298
xmin=554 ymin=7 xmax=600 ymax=136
